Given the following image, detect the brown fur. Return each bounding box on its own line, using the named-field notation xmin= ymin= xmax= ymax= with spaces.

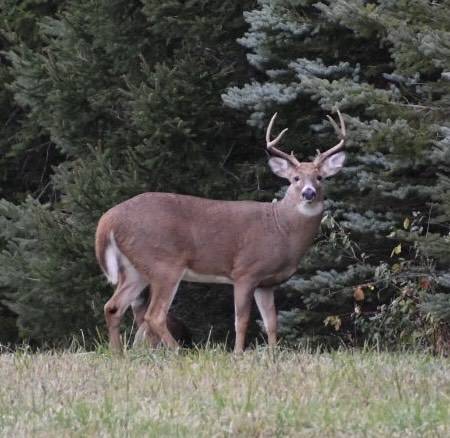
xmin=96 ymin=191 xmax=323 ymax=352
xmin=96 ymin=116 xmax=346 ymax=353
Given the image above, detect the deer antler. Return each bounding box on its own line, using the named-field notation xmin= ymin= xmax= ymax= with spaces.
xmin=266 ymin=113 xmax=301 ymax=167
xmin=314 ymin=108 xmax=347 ymax=166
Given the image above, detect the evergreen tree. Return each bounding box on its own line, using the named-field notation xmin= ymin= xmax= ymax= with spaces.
xmin=2 ymin=0 xmax=448 ymax=350
xmin=223 ymin=0 xmax=450 ymax=348
xmin=0 ymin=0 xmax=255 ymax=346
xmin=0 ymin=0 xmax=66 ymax=344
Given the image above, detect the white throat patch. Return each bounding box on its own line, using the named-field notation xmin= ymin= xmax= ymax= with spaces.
xmin=297 ymin=201 xmax=324 ymax=217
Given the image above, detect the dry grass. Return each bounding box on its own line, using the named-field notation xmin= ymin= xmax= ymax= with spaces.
xmin=0 ymin=346 xmax=449 ymax=437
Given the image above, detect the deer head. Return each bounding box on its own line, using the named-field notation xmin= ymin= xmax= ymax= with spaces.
xmin=266 ymin=109 xmax=347 ymax=211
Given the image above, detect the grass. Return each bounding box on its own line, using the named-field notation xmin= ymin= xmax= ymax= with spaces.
xmin=0 ymin=346 xmax=449 ymax=437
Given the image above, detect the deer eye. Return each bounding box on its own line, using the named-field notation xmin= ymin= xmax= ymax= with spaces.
xmin=294 ymin=176 xmax=300 ymax=182
xmin=317 ymin=175 xmax=323 ymax=181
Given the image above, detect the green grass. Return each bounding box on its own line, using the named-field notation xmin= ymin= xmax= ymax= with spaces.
xmin=0 ymin=346 xmax=449 ymax=437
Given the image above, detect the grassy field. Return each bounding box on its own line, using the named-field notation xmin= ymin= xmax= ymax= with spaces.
xmin=0 ymin=346 xmax=449 ymax=437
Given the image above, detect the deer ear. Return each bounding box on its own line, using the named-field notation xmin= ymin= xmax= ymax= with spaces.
xmin=320 ymin=152 xmax=346 ymax=178
xmin=268 ymin=157 xmax=293 ymax=179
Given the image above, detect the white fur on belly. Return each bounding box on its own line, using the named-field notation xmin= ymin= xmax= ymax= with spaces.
xmin=182 ymin=269 xmax=232 ymax=284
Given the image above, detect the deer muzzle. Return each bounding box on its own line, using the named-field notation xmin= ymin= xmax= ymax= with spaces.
xmin=302 ymin=187 xmax=316 ymax=202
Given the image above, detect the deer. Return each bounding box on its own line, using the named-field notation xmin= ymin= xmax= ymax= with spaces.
xmin=95 ymin=109 xmax=347 ymax=353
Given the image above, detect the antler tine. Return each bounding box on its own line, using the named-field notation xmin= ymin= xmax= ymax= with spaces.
xmin=328 ymin=108 xmax=346 ymax=139
xmin=314 ymin=108 xmax=347 ymax=165
xmin=266 ymin=113 xmax=300 ymax=167
xmin=266 ymin=113 xmax=288 ymax=147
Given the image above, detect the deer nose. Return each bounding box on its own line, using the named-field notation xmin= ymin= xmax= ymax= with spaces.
xmin=302 ymin=187 xmax=316 ymax=201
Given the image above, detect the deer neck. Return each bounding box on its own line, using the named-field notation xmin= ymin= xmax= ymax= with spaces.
xmin=272 ymin=192 xmax=324 ymax=237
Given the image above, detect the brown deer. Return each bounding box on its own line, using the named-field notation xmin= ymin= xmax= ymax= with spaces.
xmin=95 ymin=110 xmax=347 ymax=353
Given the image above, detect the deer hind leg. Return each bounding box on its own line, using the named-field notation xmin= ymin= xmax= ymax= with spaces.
xmin=254 ymin=287 xmax=277 ymax=348
xmin=132 ymin=288 xmax=160 ymax=348
xmin=143 ymin=268 xmax=184 ymax=350
xmin=104 ymin=263 xmax=147 ymax=352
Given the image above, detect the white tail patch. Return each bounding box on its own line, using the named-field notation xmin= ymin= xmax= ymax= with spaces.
xmin=104 ymin=231 xmax=147 ymax=296
xmin=104 ymin=231 xmax=121 ymax=284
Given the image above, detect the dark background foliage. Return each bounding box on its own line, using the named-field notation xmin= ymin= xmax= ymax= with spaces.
xmin=0 ymin=0 xmax=449 ymax=351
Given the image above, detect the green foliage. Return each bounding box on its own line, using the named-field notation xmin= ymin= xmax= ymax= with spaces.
xmin=1 ymin=0 xmax=449 ymax=349
xmin=0 ymin=197 xmax=105 ymax=342
xmin=0 ymin=0 xmax=65 ymax=200
xmin=0 ymin=0 xmax=67 ymax=344
xmin=223 ymin=0 xmax=450 ymax=349
xmin=0 ymin=0 xmax=254 ymax=346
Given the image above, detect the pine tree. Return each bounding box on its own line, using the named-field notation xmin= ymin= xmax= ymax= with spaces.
xmin=0 ymin=0 xmax=255 ymax=346
xmin=0 ymin=0 xmax=66 ymax=345
xmin=2 ymin=0 xmax=448 ymax=350
xmin=223 ymin=0 xmax=450 ymax=348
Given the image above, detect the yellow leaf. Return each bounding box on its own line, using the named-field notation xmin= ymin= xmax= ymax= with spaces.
xmin=403 ymin=217 xmax=410 ymax=230
xmin=324 ymin=315 xmax=342 ymax=331
xmin=391 ymin=243 xmax=402 ymax=257
xmin=391 ymin=263 xmax=402 ymax=273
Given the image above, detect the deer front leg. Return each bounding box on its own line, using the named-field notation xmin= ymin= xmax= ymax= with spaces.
xmin=233 ymin=282 xmax=256 ymax=353
xmin=254 ymin=287 xmax=277 ymax=348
